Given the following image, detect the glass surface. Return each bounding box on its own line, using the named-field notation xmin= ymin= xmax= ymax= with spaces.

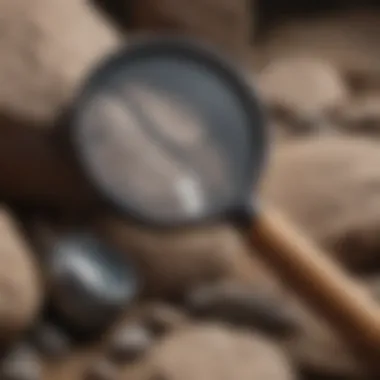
xmin=75 ymin=54 xmax=254 ymax=223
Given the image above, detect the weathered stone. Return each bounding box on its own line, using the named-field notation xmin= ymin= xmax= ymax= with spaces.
xmin=83 ymin=359 xmax=119 ymax=380
xmin=185 ymin=280 xmax=297 ymax=338
xmin=96 ymin=216 xmax=283 ymax=299
xmin=47 ymin=231 xmax=139 ymax=335
xmin=139 ymin=324 xmax=295 ymax=380
xmin=262 ymin=135 xmax=380 ymax=273
xmin=0 ymin=0 xmax=120 ymax=128
xmin=258 ymin=56 xmax=347 ymax=132
xmin=0 ymin=208 xmax=41 ymax=344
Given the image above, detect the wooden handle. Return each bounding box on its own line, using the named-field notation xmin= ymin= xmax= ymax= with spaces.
xmin=0 ymin=123 xmax=97 ymax=208
xmin=250 ymin=207 xmax=380 ymax=367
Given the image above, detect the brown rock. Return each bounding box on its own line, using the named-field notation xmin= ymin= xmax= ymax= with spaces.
xmin=42 ymin=346 xmax=99 ymax=380
xmin=185 ymin=280 xmax=297 ymax=338
xmin=283 ymin=274 xmax=380 ymax=379
xmin=140 ymin=303 xmax=188 ymax=338
xmin=0 ymin=208 xmax=41 ymax=344
xmin=262 ymin=135 xmax=380 ymax=273
xmin=0 ymin=0 xmax=120 ymax=128
xmin=138 ymin=324 xmax=295 ymax=380
xmin=258 ymin=56 xmax=347 ymax=134
xmin=333 ymin=94 xmax=380 ymax=136
xmin=107 ymin=324 xmax=153 ymax=364
xmin=93 ymin=0 xmax=252 ymax=60
xmin=284 ymin=299 xmax=363 ymax=378
xmin=0 ymin=0 xmax=120 ymax=208
xmin=256 ymin=9 xmax=380 ymax=85
xmin=41 ymin=309 xmax=294 ymax=380
xmin=363 ymin=275 xmax=380 ymax=301
xmin=83 ymin=359 xmax=119 ymax=380
xmin=96 ymin=216 xmax=284 ymax=299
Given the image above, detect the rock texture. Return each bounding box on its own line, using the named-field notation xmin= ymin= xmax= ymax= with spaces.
xmin=258 ymin=56 xmax=347 ymax=135
xmin=262 ymin=135 xmax=380 ymax=273
xmin=96 ymin=216 xmax=283 ymax=299
xmin=0 ymin=0 xmax=120 ymax=128
xmin=0 ymin=208 xmax=41 ymax=344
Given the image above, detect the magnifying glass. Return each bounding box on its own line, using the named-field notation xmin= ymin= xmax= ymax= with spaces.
xmin=65 ymin=36 xmax=380 ymax=366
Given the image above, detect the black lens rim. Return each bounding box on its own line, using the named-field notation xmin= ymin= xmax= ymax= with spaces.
xmin=69 ymin=35 xmax=268 ymax=228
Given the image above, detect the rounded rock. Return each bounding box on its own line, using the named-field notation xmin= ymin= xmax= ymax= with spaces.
xmin=47 ymin=231 xmax=139 ymax=335
xmin=0 ymin=0 xmax=119 ymax=128
xmin=258 ymin=56 xmax=347 ymax=130
xmin=107 ymin=324 xmax=153 ymax=364
xmin=185 ymin=281 xmax=297 ymax=338
xmin=143 ymin=324 xmax=295 ymax=380
xmin=262 ymin=135 xmax=380 ymax=272
xmin=0 ymin=209 xmax=41 ymax=344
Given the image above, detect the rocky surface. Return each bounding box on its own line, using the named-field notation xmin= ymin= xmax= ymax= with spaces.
xmin=262 ymin=136 xmax=380 ymax=273
xmin=258 ymin=56 xmax=347 ymax=136
xmin=0 ymin=208 xmax=41 ymax=344
xmin=40 ymin=309 xmax=296 ymax=380
xmin=93 ymin=0 xmax=252 ymax=61
xmin=0 ymin=0 xmax=120 ymax=128
xmin=1 ymin=1 xmax=380 ymax=380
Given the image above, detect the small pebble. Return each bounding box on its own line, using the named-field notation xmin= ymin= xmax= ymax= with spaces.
xmin=0 ymin=343 xmax=41 ymax=380
xmin=83 ymin=359 xmax=119 ymax=380
xmin=47 ymin=231 xmax=139 ymax=335
xmin=31 ymin=322 xmax=71 ymax=360
xmin=143 ymin=304 xmax=187 ymax=338
xmin=107 ymin=324 xmax=153 ymax=364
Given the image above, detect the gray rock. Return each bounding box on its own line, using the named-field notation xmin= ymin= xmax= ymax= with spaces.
xmin=47 ymin=231 xmax=139 ymax=334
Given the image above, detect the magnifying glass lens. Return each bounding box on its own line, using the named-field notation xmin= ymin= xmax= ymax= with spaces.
xmin=73 ymin=48 xmax=258 ymax=224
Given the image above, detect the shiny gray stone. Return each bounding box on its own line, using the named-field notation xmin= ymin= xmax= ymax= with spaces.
xmin=47 ymin=231 xmax=139 ymax=333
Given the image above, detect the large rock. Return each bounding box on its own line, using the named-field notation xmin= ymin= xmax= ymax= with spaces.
xmin=284 ymin=298 xmax=363 ymax=378
xmin=42 ymin=321 xmax=295 ymax=380
xmin=0 ymin=208 xmax=42 ymax=344
xmin=262 ymin=135 xmax=380 ymax=273
xmin=258 ymin=56 xmax=347 ymax=136
xmin=0 ymin=0 xmax=120 ymax=207
xmin=0 ymin=0 xmax=120 ymax=128
xmin=138 ymin=324 xmax=295 ymax=380
xmin=96 ymin=217 xmax=284 ymax=299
